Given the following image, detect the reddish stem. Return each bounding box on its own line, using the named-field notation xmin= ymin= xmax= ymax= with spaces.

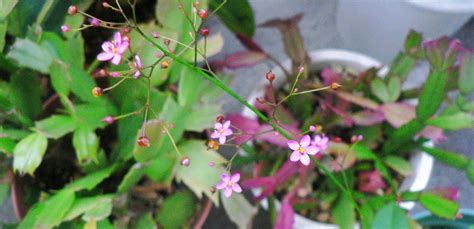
xmin=193 ymin=197 xmax=213 ymax=229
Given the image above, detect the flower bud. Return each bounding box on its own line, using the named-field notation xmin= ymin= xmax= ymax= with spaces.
xmin=200 ymin=28 xmax=209 ymax=37
xmin=102 ymin=2 xmax=111 ymax=8
xmin=92 ymin=87 xmax=103 ymax=97
xmin=97 ymin=68 xmax=108 ymax=77
xmin=110 ymin=71 xmax=120 ymax=78
xmin=207 ymin=140 xmax=219 ymax=150
xmin=61 ymin=25 xmax=70 ymax=33
xmin=216 ymin=115 xmax=225 ymax=123
xmin=180 ymin=157 xmax=191 ymax=166
xmin=298 ymin=66 xmax=305 ymax=74
xmin=309 ymin=125 xmax=316 ymax=132
xmin=67 ymin=5 xmax=78 ymax=15
xmin=265 ymin=70 xmax=275 ymax=82
xmin=198 ymin=9 xmax=208 ymax=19
xmin=208 ymin=162 xmax=215 ymax=167
xmin=89 ymin=18 xmax=100 ymax=27
xmin=155 ymin=52 xmax=163 ymax=58
xmin=102 ymin=116 xmax=114 ymax=125
xmin=330 ymin=82 xmax=341 ymax=90
xmin=152 ymin=32 xmax=159 ymax=38
xmin=160 ymin=60 xmax=169 ymax=69
xmin=137 ymin=136 xmax=150 ymax=148
xmin=210 ymin=186 xmax=216 ymax=194
xmin=169 ymin=123 xmax=175 ymax=128
xmin=256 ymin=97 xmax=265 ymax=104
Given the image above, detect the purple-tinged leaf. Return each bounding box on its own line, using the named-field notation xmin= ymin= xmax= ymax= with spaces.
xmin=358 ymin=170 xmax=387 ymax=193
xmin=227 ymin=114 xmax=261 ymax=145
xmin=431 ymin=187 xmax=460 ymax=201
xmin=335 ymin=91 xmax=380 ymax=110
xmin=274 ymin=191 xmax=295 ymax=229
xmin=351 ymin=110 xmax=385 ymax=126
xmin=236 ymin=34 xmax=265 ymax=52
xmin=213 ymin=51 xmax=267 ymax=71
xmin=260 ymin=13 xmax=309 ymax=74
xmin=257 ymin=124 xmax=299 ymax=147
xmin=321 ymin=67 xmax=341 ymax=86
xmin=379 ymin=103 xmax=416 ymax=128
xmin=424 ymin=36 xmax=463 ymax=70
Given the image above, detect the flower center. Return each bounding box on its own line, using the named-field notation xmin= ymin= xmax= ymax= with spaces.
xmin=219 ymin=129 xmax=224 ymax=133
xmin=227 ymin=181 xmax=233 ymax=187
xmin=298 ymin=147 xmax=306 ymax=154
xmin=112 ymin=45 xmax=117 ymax=53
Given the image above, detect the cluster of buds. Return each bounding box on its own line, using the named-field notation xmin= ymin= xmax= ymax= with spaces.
xmin=137 ymin=136 xmax=151 ymax=148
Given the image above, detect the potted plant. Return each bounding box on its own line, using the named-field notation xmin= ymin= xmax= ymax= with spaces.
xmin=212 ymin=14 xmax=474 ymax=228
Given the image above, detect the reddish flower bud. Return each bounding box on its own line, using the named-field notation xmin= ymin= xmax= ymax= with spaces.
xmin=89 ymin=18 xmax=100 ymax=27
xmin=110 ymin=71 xmax=120 ymax=78
xmin=198 ymin=9 xmax=208 ymax=19
xmin=309 ymin=125 xmax=316 ymax=132
xmin=216 ymin=115 xmax=225 ymax=123
xmin=265 ymin=70 xmax=275 ymax=82
xmin=298 ymin=66 xmax=305 ymax=74
xmin=102 ymin=2 xmax=111 ymax=8
xmin=210 ymin=186 xmax=216 ymax=194
xmin=61 ymin=25 xmax=70 ymax=33
xmin=160 ymin=60 xmax=169 ymax=69
xmin=169 ymin=123 xmax=175 ymax=128
xmin=92 ymin=87 xmax=102 ymax=97
xmin=98 ymin=68 xmax=108 ymax=77
xmin=256 ymin=97 xmax=266 ymax=104
xmin=200 ymin=28 xmax=209 ymax=37
xmin=180 ymin=157 xmax=191 ymax=166
xmin=208 ymin=162 xmax=215 ymax=167
xmin=67 ymin=5 xmax=78 ymax=15
xmin=152 ymin=32 xmax=159 ymax=38
xmin=137 ymin=136 xmax=150 ymax=148
xmin=102 ymin=116 xmax=114 ymax=125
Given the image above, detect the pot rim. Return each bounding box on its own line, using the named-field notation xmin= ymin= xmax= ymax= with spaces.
xmin=242 ymin=49 xmax=434 ymax=228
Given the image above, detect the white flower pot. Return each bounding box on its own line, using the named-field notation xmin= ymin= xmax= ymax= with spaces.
xmin=242 ymin=49 xmax=434 ymax=228
xmin=336 ymin=0 xmax=474 ymax=64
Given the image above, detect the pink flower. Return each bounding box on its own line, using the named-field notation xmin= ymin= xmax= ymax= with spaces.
xmin=311 ymin=134 xmax=329 ymax=152
xmin=211 ymin=120 xmax=233 ymax=144
xmin=61 ymin=25 xmax=70 ymax=33
xmin=216 ymin=173 xmax=242 ymax=198
xmin=133 ymin=55 xmax=143 ymax=78
xmin=89 ymin=18 xmax=100 ymax=27
xmin=97 ymin=32 xmax=129 ymax=65
xmin=287 ymin=135 xmax=318 ymax=166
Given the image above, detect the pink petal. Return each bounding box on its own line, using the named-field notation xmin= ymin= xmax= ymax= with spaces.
xmin=111 ymin=54 xmax=122 ymax=65
xmin=300 ymin=154 xmax=310 ymax=166
xmin=135 ymin=55 xmax=143 ymax=68
xmin=300 ymin=135 xmax=311 ymax=147
xmin=219 ymin=136 xmax=226 ymax=144
xmin=101 ymin=42 xmax=113 ymax=52
xmin=289 ymin=151 xmax=301 ymax=162
xmin=222 ymin=129 xmax=233 ymax=136
xmin=214 ymin=122 xmax=223 ymax=129
xmin=306 ymin=146 xmax=318 ymax=155
xmin=223 ymin=120 xmax=231 ymax=129
xmin=221 ymin=173 xmax=230 ymax=182
xmin=97 ymin=52 xmax=114 ymax=61
xmin=216 ymin=181 xmax=226 ymax=189
xmin=134 ymin=71 xmax=140 ymax=79
xmin=313 ymin=135 xmax=321 ymax=143
xmin=224 ymin=187 xmax=233 ymax=197
xmin=231 ymin=173 xmax=240 ymax=182
xmin=232 ymin=183 xmax=242 ymax=193
xmin=211 ymin=131 xmax=220 ymax=139
xmin=117 ymin=42 xmax=129 ymax=54
xmin=287 ymin=140 xmax=300 ymax=150
xmin=114 ymin=32 xmax=122 ymax=44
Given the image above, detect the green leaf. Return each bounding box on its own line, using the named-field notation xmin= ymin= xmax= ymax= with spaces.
xmin=0 ymin=137 xmax=16 ymax=155
xmin=175 ymin=140 xmax=226 ymax=205
xmin=35 ymin=115 xmax=76 ymax=139
xmin=63 ymin=195 xmax=114 ymax=221
xmin=13 ymin=133 xmax=48 ymax=175
xmin=49 ymin=60 xmax=71 ymax=95
xmin=370 ymin=77 xmax=390 ymax=102
xmin=387 ymin=77 xmax=401 ymax=102
xmin=426 ymin=112 xmax=474 ymax=130
xmin=0 ymin=21 xmax=7 ymax=51
xmin=387 ymin=52 xmax=416 ymax=82
xmin=419 ymin=193 xmax=459 ymax=219
xmin=404 ymin=30 xmax=422 ymax=57
xmin=35 ymin=189 xmax=75 ymax=228
xmin=81 ymin=198 xmax=113 ymax=221
xmin=182 ymin=32 xmax=224 ymax=62
xmin=132 ymin=120 xmax=166 ymax=162
xmin=136 ymin=213 xmax=157 ymax=229
xmin=353 ymin=144 xmax=377 ymax=161
xmin=10 ymin=71 xmax=42 ymax=124
xmin=183 ymin=105 xmax=221 ymax=132
xmin=118 ymin=164 xmax=146 ymax=193
xmin=372 ymin=202 xmax=409 ymax=229
xmin=465 ymin=161 xmax=474 ymax=185
xmin=177 ymin=67 xmax=206 ymax=106
xmin=360 ymin=202 xmax=375 ymax=229
xmin=416 ymin=70 xmax=449 ymax=121
xmin=18 ymin=201 xmax=45 ymax=229
xmin=69 ymin=66 xmax=98 ymax=103
xmin=156 ymin=191 xmax=197 ymax=229
xmin=7 ymin=39 xmax=53 ymax=73
xmin=210 ymin=0 xmax=255 ymax=37
xmin=421 ymin=146 xmax=469 ymax=169
xmin=459 ymin=53 xmax=474 ymax=95
xmin=384 ymin=156 xmax=412 ymax=176
xmin=72 ymin=126 xmax=99 ymax=164
xmin=145 ymin=153 xmax=176 ymax=184
xmin=332 ymin=193 xmax=355 ymax=229
xmin=67 ymin=166 xmax=116 ymax=191
xmin=220 ymin=191 xmax=257 ymax=228
xmin=0 ymin=0 xmax=18 ymax=20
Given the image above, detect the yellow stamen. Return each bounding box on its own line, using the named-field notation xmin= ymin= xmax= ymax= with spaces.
xmin=299 ymin=147 xmax=305 ymax=154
